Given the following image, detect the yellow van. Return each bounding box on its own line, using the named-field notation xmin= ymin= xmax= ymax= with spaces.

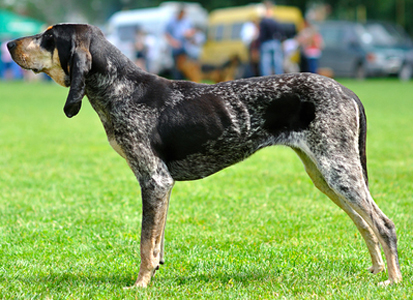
xmin=200 ymin=4 xmax=304 ymax=68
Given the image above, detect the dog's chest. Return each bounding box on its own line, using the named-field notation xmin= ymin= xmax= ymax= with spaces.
xmin=87 ymin=99 xmax=127 ymax=159
xmin=108 ymin=136 xmax=126 ymax=158
xmin=95 ymin=112 xmax=127 ymax=159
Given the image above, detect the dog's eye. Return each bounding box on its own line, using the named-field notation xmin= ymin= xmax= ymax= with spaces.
xmin=41 ymin=34 xmax=55 ymax=51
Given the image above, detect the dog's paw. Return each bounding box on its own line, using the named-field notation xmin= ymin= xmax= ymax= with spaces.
xmin=123 ymin=280 xmax=149 ymax=289
xmin=125 ymin=266 xmax=159 ymax=289
xmin=378 ymin=275 xmax=402 ymax=287
xmin=378 ymin=280 xmax=392 ymax=287
xmin=368 ymin=263 xmax=385 ymax=274
xmin=123 ymin=285 xmax=138 ymax=290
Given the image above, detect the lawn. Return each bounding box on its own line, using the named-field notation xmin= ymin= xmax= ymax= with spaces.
xmin=0 ymin=78 xmax=412 ymax=299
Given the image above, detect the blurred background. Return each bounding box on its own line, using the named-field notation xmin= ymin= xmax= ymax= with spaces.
xmin=1 ymin=0 xmax=413 ymax=81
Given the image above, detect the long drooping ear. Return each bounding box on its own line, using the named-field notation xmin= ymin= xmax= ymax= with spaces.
xmin=63 ymin=47 xmax=92 ymax=118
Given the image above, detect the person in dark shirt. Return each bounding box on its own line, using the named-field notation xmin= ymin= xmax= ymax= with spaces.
xmin=258 ymin=1 xmax=284 ymax=75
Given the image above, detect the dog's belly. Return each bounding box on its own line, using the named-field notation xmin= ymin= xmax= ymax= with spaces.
xmin=167 ymin=155 xmax=246 ymax=181
xmin=165 ymin=139 xmax=268 ymax=181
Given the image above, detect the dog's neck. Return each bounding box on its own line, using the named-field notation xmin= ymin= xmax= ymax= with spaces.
xmin=82 ymin=39 xmax=162 ymax=136
xmin=85 ymin=40 xmax=155 ymax=112
xmin=87 ymin=42 xmax=146 ymax=95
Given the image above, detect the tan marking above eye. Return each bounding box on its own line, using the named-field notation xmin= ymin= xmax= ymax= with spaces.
xmin=46 ymin=25 xmax=53 ymax=31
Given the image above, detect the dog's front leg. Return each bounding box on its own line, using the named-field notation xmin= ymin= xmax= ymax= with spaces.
xmin=134 ymin=172 xmax=174 ymax=288
xmin=159 ymin=189 xmax=172 ymax=265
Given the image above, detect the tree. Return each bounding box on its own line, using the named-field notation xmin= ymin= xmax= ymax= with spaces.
xmin=1 ymin=0 xmax=412 ymax=35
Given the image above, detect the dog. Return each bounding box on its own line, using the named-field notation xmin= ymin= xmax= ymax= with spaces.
xmin=7 ymin=24 xmax=402 ymax=288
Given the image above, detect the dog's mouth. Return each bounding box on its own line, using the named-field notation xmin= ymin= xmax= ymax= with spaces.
xmin=11 ymin=56 xmax=40 ymax=73
xmin=19 ymin=63 xmax=43 ymax=74
xmin=18 ymin=64 xmax=41 ymax=74
xmin=10 ymin=52 xmax=43 ymax=74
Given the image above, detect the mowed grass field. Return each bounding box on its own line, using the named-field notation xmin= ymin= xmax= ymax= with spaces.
xmin=0 ymin=78 xmax=412 ymax=299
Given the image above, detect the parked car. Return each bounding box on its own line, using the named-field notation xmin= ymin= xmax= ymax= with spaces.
xmin=363 ymin=21 xmax=413 ymax=80
xmin=200 ymin=4 xmax=304 ymax=74
xmin=317 ymin=20 xmax=413 ymax=79
xmin=106 ymin=2 xmax=208 ymax=75
xmin=317 ymin=21 xmax=372 ymax=78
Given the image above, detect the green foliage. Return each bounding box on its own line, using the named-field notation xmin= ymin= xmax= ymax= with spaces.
xmin=0 ymin=78 xmax=412 ymax=298
xmin=1 ymin=0 xmax=413 ymax=36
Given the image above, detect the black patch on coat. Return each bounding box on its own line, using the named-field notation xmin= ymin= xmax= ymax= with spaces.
xmin=40 ymin=33 xmax=55 ymax=54
xmin=131 ymin=76 xmax=170 ymax=109
xmin=263 ymin=93 xmax=315 ymax=134
xmin=152 ymin=94 xmax=232 ymax=162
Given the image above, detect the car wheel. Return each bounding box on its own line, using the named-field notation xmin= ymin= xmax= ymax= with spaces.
xmin=399 ymin=63 xmax=412 ymax=81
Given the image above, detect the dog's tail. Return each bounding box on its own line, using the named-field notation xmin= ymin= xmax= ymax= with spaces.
xmin=339 ymin=83 xmax=369 ymax=187
xmin=355 ymin=96 xmax=369 ymax=187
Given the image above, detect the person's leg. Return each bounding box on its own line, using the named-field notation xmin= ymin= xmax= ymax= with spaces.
xmin=308 ymin=57 xmax=318 ymax=73
xmin=273 ymin=40 xmax=284 ymax=75
xmin=259 ymin=41 xmax=272 ymax=76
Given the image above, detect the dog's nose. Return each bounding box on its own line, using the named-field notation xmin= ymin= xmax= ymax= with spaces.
xmin=7 ymin=41 xmax=17 ymax=52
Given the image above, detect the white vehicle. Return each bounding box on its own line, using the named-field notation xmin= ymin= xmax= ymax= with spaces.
xmin=106 ymin=2 xmax=208 ymax=75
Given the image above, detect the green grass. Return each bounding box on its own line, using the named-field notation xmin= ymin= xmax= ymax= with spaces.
xmin=0 ymin=78 xmax=412 ymax=299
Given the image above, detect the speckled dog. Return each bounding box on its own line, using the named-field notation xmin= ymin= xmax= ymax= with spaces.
xmin=8 ymin=24 xmax=402 ymax=287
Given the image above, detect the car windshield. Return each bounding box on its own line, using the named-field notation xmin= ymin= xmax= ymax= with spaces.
xmin=319 ymin=23 xmax=366 ymax=47
xmin=117 ymin=22 xmax=161 ymax=42
xmin=363 ymin=23 xmax=407 ymax=46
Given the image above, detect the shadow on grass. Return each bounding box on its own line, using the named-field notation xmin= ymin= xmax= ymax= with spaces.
xmin=168 ymin=271 xmax=282 ymax=286
xmin=6 ymin=259 xmax=389 ymax=293
xmin=8 ymin=271 xmax=134 ymax=290
xmin=9 ymin=267 xmax=281 ymax=290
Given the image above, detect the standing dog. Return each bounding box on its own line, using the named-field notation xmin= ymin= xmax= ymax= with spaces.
xmin=7 ymin=24 xmax=402 ymax=287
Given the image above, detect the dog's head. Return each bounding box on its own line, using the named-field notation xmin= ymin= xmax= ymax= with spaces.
xmin=7 ymin=24 xmax=100 ymax=118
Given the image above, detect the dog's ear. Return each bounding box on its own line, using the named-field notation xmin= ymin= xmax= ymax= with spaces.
xmin=55 ymin=26 xmax=92 ymax=118
xmin=63 ymin=46 xmax=92 ymax=118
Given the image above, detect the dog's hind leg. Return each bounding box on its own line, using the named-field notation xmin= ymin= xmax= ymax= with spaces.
xmin=293 ymin=148 xmax=385 ymax=274
xmin=293 ymin=146 xmax=402 ymax=285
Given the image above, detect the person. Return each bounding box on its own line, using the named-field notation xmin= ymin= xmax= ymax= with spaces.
xmin=144 ymin=33 xmax=157 ymax=74
xmin=297 ymin=21 xmax=324 ymax=73
xmin=184 ymin=26 xmax=206 ymax=61
xmin=258 ymin=1 xmax=284 ymax=76
xmin=134 ymin=28 xmax=148 ymax=71
xmin=282 ymin=38 xmax=300 ymax=73
xmin=240 ymin=17 xmax=260 ymax=77
xmin=164 ymin=7 xmax=194 ymax=79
